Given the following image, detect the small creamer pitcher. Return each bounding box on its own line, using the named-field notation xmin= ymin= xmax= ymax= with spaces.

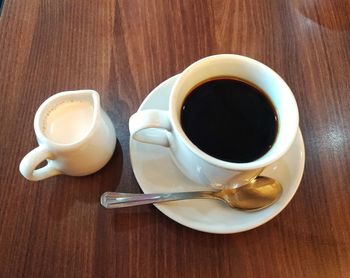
xmin=20 ymin=90 xmax=116 ymax=181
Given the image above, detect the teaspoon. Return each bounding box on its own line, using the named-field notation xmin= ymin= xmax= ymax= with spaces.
xmin=101 ymin=176 xmax=282 ymax=211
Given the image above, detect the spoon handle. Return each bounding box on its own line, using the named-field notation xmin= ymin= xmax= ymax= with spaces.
xmin=101 ymin=191 xmax=218 ymax=208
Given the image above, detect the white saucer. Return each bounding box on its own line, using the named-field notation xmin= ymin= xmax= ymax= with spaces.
xmin=130 ymin=75 xmax=305 ymax=234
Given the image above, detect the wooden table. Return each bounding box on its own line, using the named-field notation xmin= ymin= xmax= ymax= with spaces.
xmin=1 ymin=0 xmax=349 ymax=277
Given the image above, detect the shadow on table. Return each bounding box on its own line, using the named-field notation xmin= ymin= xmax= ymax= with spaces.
xmin=46 ymin=139 xmax=124 ymax=221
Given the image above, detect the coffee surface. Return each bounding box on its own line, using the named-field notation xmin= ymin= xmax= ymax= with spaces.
xmin=181 ymin=77 xmax=277 ymax=163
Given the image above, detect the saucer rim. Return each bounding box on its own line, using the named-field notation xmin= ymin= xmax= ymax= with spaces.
xmin=130 ymin=75 xmax=305 ymax=234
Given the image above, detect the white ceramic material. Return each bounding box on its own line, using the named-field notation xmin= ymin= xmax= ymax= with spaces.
xmin=19 ymin=90 xmax=116 ymax=181
xmin=130 ymin=75 xmax=305 ymax=233
xmin=129 ymin=54 xmax=299 ymax=187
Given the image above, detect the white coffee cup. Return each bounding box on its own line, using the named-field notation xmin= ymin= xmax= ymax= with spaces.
xmin=129 ymin=54 xmax=299 ymax=187
xmin=20 ymin=90 xmax=116 ymax=181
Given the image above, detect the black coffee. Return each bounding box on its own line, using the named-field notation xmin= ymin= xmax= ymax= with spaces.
xmin=181 ymin=77 xmax=278 ymax=163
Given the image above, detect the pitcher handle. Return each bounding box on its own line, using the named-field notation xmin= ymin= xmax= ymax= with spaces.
xmin=19 ymin=146 xmax=61 ymax=181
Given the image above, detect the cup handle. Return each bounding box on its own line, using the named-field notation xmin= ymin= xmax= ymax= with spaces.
xmin=129 ymin=109 xmax=171 ymax=147
xmin=19 ymin=146 xmax=61 ymax=181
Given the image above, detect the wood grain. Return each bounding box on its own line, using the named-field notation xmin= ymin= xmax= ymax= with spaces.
xmin=0 ymin=0 xmax=349 ymax=277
